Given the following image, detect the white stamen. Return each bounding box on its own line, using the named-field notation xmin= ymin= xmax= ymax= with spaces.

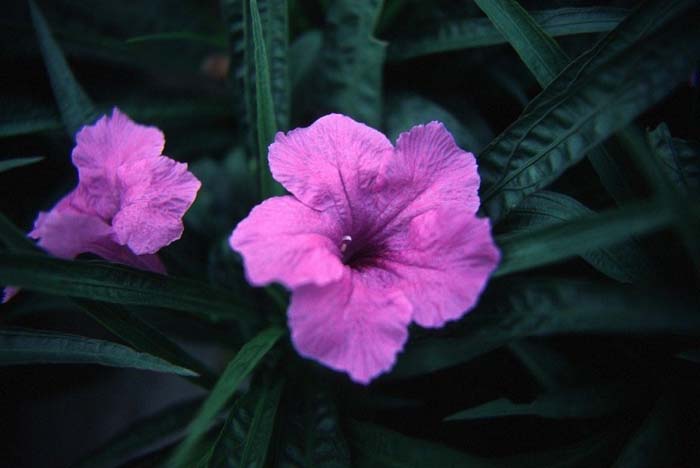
xmin=340 ymin=235 xmax=352 ymax=253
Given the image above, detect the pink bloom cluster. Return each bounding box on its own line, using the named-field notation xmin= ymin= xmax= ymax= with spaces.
xmin=2 ymin=109 xmax=200 ymax=303
xmin=231 ymin=114 xmax=500 ymax=384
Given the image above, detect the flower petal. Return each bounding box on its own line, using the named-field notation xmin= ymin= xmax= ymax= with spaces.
xmin=30 ymin=194 xmax=166 ymax=273
xmin=390 ymin=122 xmax=481 ymax=213
xmin=288 ymin=269 xmax=412 ymax=384
xmin=268 ymin=114 xmax=393 ymax=224
xmin=112 ymin=156 xmax=201 ymax=255
xmin=71 ymin=108 xmax=165 ymax=220
xmin=230 ymin=196 xmax=345 ymax=289
xmin=2 ymin=287 xmax=19 ymax=304
xmin=381 ymin=206 xmax=500 ymax=328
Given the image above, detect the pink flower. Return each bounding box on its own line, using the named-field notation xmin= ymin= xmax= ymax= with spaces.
xmin=230 ymin=114 xmax=500 ymax=384
xmin=3 ymin=109 xmax=201 ymax=303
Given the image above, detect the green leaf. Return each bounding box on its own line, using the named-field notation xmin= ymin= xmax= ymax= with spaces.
xmin=259 ymin=0 xmax=290 ymax=130
xmin=647 ymin=122 xmax=700 ymax=195
xmin=220 ymin=0 xmax=254 ymax=144
xmin=507 ymin=340 xmax=579 ymax=392
xmin=77 ymin=301 xmax=217 ymax=388
xmin=289 ymin=30 xmax=322 ymax=90
xmin=0 ymin=157 xmax=44 ymax=173
xmin=29 ymin=0 xmax=99 ymax=138
xmin=479 ymin=5 xmax=699 ymax=222
xmin=209 ymin=378 xmax=285 ymax=468
xmin=495 ymin=199 xmax=674 ymax=277
xmin=72 ymin=399 xmax=201 ymax=468
xmin=348 ymin=420 xmax=496 ymax=468
xmin=0 ymin=212 xmax=41 ymax=253
xmin=445 ymin=384 xmax=630 ymax=421
xmin=124 ymin=32 xmax=226 ymax=47
xmin=473 ymin=0 xmax=569 ymax=86
xmin=318 ymin=0 xmax=386 ymax=127
xmin=0 ymin=328 xmax=196 ymax=376
xmin=0 ymin=253 xmax=255 ymax=324
xmin=384 ymin=93 xmax=492 ymax=152
xmin=498 ymin=192 xmax=657 ymax=282
xmin=169 ymin=326 xmax=285 ymax=468
xmin=274 ymin=389 xmax=351 ymax=467
xmin=387 ymin=7 xmax=628 ymax=61
xmin=392 ymin=278 xmax=700 ymax=378
xmin=473 ymin=0 xmax=636 ymax=207
xmin=612 ymin=395 xmax=680 ymax=468
xmin=250 ymin=0 xmax=285 ymax=198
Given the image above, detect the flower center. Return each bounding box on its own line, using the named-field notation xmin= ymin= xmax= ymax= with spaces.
xmin=340 ymin=235 xmax=353 ymax=253
xmin=340 ymin=234 xmax=383 ymax=269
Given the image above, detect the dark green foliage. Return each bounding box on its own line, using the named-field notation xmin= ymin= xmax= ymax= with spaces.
xmin=2 ymin=0 xmax=700 ymax=466
xmin=0 ymin=328 xmax=197 ymax=375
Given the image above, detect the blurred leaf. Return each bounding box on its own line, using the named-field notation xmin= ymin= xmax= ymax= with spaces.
xmin=507 ymin=340 xmax=579 ymax=391
xmin=274 ymin=389 xmax=351 ymax=468
xmin=29 ymin=0 xmax=99 ymax=138
xmin=348 ymin=420 xmax=496 ymax=467
xmin=0 ymin=328 xmax=196 ymax=376
xmin=479 ymin=4 xmax=699 ymax=222
xmin=209 ymin=378 xmax=285 ymax=468
xmin=495 ymin=199 xmax=674 ymax=277
xmin=392 ymin=278 xmax=700 ymax=378
xmin=0 ymin=156 xmax=44 ymax=173
xmin=124 ymin=32 xmax=225 ymax=47
xmin=318 ymin=0 xmax=386 ymax=127
xmin=169 ymin=326 xmax=284 ymax=468
xmin=0 ymin=99 xmax=233 ymax=139
xmin=0 ymin=253 xmax=255 ymax=324
xmin=78 ymin=300 xmax=217 ymax=388
xmin=445 ymin=384 xmax=631 ymax=421
xmin=289 ymin=30 xmax=322 ymax=90
xmin=187 ymin=147 xmax=256 ymax=238
xmin=617 ymin=126 xmax=700 ymax=271
xmin=250 ymin=0 xmax=285 ymax=198
xmin=220 ymin=0 xmax=253 ymax=140
xmin=677 ymin=349 xmax=700 ymax=364
xmin=498 ymin=192 xmax=657 ymax=282
xmin=259 ymin=0 xmax=290 ymax=130
xmin=647 ymin=123 xmax=700 ymax=195
xmin=72 ymin=399 xmax=201 ymax=468
xmin=612 ymin=395 xmax=680 ymax=468
xmin=384 ymin=93 xmax=492 ymax=152
xmin=387 ymin=7 xmax=628 ymax=61
xmin=0 ymin=212 xmax=42 ymax=253
xmin=473 ymin=0 xmax=569 ymax=85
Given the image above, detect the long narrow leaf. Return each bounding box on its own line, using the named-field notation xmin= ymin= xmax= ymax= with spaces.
xmin=250 ymin=0 xmax=284 ymax=198
xmin=445 ymin=384 xmax=631 ymax=421
xmin=473 ymin=0 xmax=569 ymax=85
xmin=0 ymin=212 xmax=42 ymax=253
xmin=387 ymin=7 xmax=628 ymax=61
xmin=169 ymin=326 xmax=284 ymax=468
xmin=29 ymin=0 xmax=99 ymax=138
xmin=479 ymin=20 xmax=700 ymax=221
xmin=495 ymin=199 xmax=672 ymax=277
xmin=78 ymin=300 xmax=217 ymax=388
xmin=392 ymin=278 xmax=700 ymax=378
xmin=0 ymin=157 xmax=44 ymax=173
xmin=273 ymin=388 xmax=351 ymax=467
xmin=501 ymin=191 xmax=655 ymax=283
xmin=209 ymin=378 xmax=285 ymax=467
xmin=318 ymin=0 xmax=386 ymax=127
xmin=0 ymin=328 xmax=196 ymax=376
xmin=0 ymin=253 xmax=255 ymax=323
